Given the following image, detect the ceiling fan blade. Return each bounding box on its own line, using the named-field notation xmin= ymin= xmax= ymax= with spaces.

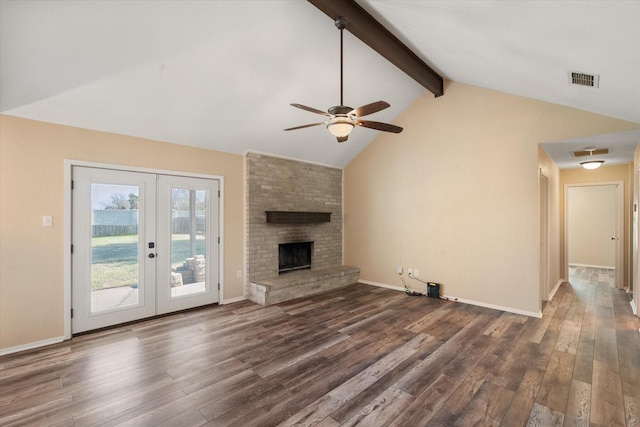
xmin=351 ymin=101 xmax=390 ymax=117
xmin=337 ymin=135 xmax=349 ymax=143
xmin=284 ymin=122 xmax=326 ymax=131
xmin=357 ymin=120 xmax=403 ymax=134
xmin=290 ymin=103 xmax=330 ymax=117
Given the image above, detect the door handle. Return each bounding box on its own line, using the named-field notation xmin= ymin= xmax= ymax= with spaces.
xmin=148 ymin=253 xmax=156 ymax=258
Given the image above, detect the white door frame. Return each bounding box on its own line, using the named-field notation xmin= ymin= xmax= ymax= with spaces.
xmin=539 ymin=169 xmax=550 ymax=302
xmin=634 ymin=169 xmax=639 ymax=316
xmin=563 ymin=181 xmax=624 ymax=288
xmin=63 ymin=160 xmax=225 ymax=340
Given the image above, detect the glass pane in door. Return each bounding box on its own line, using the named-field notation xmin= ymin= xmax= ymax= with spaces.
xmin=170 ymin=188 xmax=207 ymax=299
xmin=90 ymin=183 xmax=140 ymax=313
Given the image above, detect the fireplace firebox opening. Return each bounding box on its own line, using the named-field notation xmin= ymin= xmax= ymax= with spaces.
xmin=279 ymin=241 xmax=312 ymax=274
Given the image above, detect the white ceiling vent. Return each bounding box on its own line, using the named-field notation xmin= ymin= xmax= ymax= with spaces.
xmin=572 ymin=147 xmax=608 ymax=157
xmin=568 ymin=71 xmax=600 ymax=88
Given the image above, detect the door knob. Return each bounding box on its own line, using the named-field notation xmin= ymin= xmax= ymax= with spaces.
xmin=148 ymin=253 xmax=156 ymax=258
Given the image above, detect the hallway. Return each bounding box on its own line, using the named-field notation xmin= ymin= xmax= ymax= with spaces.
xmin=561 ymin=266 xmax=638 ymax=426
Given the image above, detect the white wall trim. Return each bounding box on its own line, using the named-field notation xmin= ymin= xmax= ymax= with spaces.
xmin=242 ymin=151 xmax=248 ymax=299
xmin=218 ymin=176 xmax=226 ymax=306
xmin=0 ymin=336 xmax=65 ymax=357
xmin=359 ymin=279 xmax=404 ymax=292
xmin=568 ymin=263 xmax=615 ymax=270
xmin=360 ymin=280 xmax=542 ymax=318
xmin=221 ymin=295 xmax=246 ymax=305
xmin=442 ymin=295 xmax=542 ymax=318
xmin=548 ymin=279 xmax=564 ymax=301
xmin=634 ymin=166 xmax=639 ymax=318
xmin=539 ymin=168 xmax=551 ymax=310
xmin=66 ymin=159 xmax=228 ymax=180
xmin=64 ymin=162 xmax=72 ymax=340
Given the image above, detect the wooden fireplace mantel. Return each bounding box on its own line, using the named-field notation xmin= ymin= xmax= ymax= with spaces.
xmin=265 ymin=211 xmax=332 ymax=224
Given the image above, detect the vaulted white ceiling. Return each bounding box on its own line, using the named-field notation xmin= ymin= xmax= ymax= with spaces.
xmin=1 ymin=0 xmax=639 ymax=168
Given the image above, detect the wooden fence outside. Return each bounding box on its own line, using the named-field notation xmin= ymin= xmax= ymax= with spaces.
xmin=92 ymin=225 xmax=138 ymax=237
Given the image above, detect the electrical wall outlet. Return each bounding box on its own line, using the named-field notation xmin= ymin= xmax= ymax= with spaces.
xmin=236 ymin=270 xmax=242 ymax=278
xmin=397 ymin=266 xmax=403 ymax=274
xmin=414 ymin=269 xmax=419 ymax=277
xmin=408 ymin=268 xmax=413 ymax=275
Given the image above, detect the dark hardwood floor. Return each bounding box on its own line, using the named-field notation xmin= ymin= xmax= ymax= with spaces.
xmin=1 ymin=267 xmax=639 ymax=426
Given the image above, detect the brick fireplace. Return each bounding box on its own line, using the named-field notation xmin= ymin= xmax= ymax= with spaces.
xmin=245 ymin=153 xmax=358 ymax=305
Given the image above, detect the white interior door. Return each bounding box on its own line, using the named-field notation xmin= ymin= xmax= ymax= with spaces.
xmin=72 ymin=167 xmax=220 ymax=333
xmin=72 ymin=167 xmax=157 ymax=333
xmin=567 ymin=183 xmax=621 ymax=286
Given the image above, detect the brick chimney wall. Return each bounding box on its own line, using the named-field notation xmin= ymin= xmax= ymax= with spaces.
xmin=246 ymin=153 xmax=342 ymax=284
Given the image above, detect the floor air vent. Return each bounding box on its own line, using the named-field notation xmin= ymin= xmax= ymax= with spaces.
xmin=569 ymin=71 xmax=600 ymax=88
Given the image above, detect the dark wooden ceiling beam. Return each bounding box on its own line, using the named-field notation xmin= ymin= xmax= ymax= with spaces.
xmin=308 ymin=0 xmax=444 ymax=97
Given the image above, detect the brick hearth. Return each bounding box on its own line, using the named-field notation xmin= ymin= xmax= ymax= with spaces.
xmin=246 ymin=266 xmax=360 ymax=306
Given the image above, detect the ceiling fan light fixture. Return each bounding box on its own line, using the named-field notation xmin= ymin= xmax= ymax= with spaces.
xmin=284 ymin=16 xmax=401 ymax=141
xmin=581 ymin=160 xmax=604 ymax=170
xmin=327 ymin=119 xmax=354 ymax=138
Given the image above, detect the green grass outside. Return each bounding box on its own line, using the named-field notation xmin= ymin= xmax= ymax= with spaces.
xmin=91 ymin=234 xmax=206 ymax=290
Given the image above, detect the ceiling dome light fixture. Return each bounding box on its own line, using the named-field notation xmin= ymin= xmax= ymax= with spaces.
xmin=580 ymin=147 xmax=605 ymax=170
xmin=581 ymin=160 xmax=605 ymax=170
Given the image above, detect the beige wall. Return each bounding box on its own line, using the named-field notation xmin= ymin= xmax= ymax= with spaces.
xmin=560 ymin=164 xmax=633 ymax=288
xmin=0 ymin=115 xmax=245 ymax=351
xmin=344 ymin=81 xmax=638 ymax=315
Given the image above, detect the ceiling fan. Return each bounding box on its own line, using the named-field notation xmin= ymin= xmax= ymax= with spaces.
xmin=284 ymin=17 xmax=403 ymax=143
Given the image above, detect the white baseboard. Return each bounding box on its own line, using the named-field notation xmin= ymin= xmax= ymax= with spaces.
xmin=221 ymin=295 xmax=246 ymax=305
xmin=359 ymin=279 xmax=404 ymax=292
xmin=568 ymin=263 xmax=615 ymax=270
xmin=548 ymin=279 xmax=564 ymax=301
xmin=1 ymin=296 xmax=247 ymax=356
xmin=445 ymin=296 xmax=541 ymax=318
xmin=359 ymin=280 xmax=541 ymax=318
xmin=0 ymin=336 xmax=65 ymax=357
xmin=632 ymin=300 xmax=637 ymax=316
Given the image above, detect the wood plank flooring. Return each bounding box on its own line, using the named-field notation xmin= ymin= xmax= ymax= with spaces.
xmin=1 ymin=267 xmax=639 ymax=426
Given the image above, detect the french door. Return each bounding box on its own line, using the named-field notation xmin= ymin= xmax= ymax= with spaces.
xmin=72 ymin=167 xmax=219 ymax=333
